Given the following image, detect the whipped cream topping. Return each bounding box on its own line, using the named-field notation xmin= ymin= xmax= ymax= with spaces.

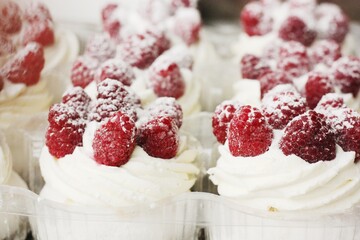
xmin=0 ymin=133 xmax=12 ymax=184
xmin=209 ymin=130 xmax=360 ymax=215
xmin=40 ymin=123 xmax=200 ymax=208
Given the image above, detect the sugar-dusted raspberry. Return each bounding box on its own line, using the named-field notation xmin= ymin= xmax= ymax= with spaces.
xmin=277 ymin=54 xmax=311 ymax=78
xmin=103 ymin=17 xmax=121 ymax=40
xmin=85 ymin=34 xmax=116 ymax=62
xmin=93 ymin=111 xmax=136 ymax=167
xmin=280 ymin=110 xmax=336 ymax=163
xmin=161 ymin=45 xmax=193 ymax=69
xmin=142 ymin=0 xmax=171 ymax=24
xmin=174 ymin=8 xmax=201 ymax=45
xmin=305 ymin=72 xmax=335 ymax=109
xmin=315 ymin=3 xmax=349 ymax=44
xmin=262 ymin=85 xmax=308 ymax=129
xmin=137 ymin=116 xmax=179 ymax=159
xmin=119 ymin=31 xmax=160 ymax=69
xmin=310 ymin=40 xmax=341 ymax=67
xmin=331 ymin=57 xmax=360 ymax=97
xmin=71 ymin=55 xmax=100 ymax=88
xmin=212 ymin=100 xmax=242 ymax=144
xmin=62 ymin=87 xmax=91 ymax=119
xmin=149 ymin=55 xmax=185 ymax=99
xmin=147 ymin=28 xmax=171 ymax=55
xmin=97 ymin=79 xmax=141 ymax=106
xmin=0 ymin=75 xmax=4 ymax=91
xmin=101 ymin=3 xmax=118 ymax=22
xmin=228 ymin=105 xmax=273 ymax=157
xmin=170 ymin=0 xmax=196 ymax=12
xmin=146 ymin=97 xmax=183 ymax=128
xmin=97 ymin=59 xmax=135 ymax=86
xmin=279 ymin=41 xmax=307 ymax=59
xmin=240 ymin=1 xmax=273 ymax=36
xmin=259 ymin=70 xmax=292 ymax=98
xmin=279 ymin=16 xmax=317 ymax=47
xmin=22 ymin=20 xmax=55 ymax=47
xmin=0 ymin=34 xmax=16 ymax=56
xmin=315 ymin=93 xmax=346 ymax=114
xmin=0 ymin=1 xmax=22 ymax=34
xmin=241 ymin=54 xmax=271 ymax=80
xmin=46 ymin=103 xmax=86 ymax=158
xmin=24 ymin=2 xmax=53 ymax=23
xmin=1 ymin=42 xmax=44 ymax=86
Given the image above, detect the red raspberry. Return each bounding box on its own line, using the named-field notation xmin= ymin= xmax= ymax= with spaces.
xmin=97 ymin=79 xmax=140 ymax=105
xmin=120 ymin=32 xmax=160 ymax=69
xmin=310 ymin=40 xmax=341 ymax=67
xmin=280 ymin=110 xmax=336 ymax=163
xmin=332 ymin=57 xmax=360 ymax=97
xmin=71 ymin=55 xmax=100 ymax=88
xmin=277 ymin=54 xmax=311 ymax=78
xmin=2 ymin=42 xmax=44 ymax=86
xmin=279 ymin=16 xmax=317 ymax=47
xmin=103 ymin=17 xmax=121 ymax=40
xmin=142 ymin=0 xmax=171 ymax=24
xmin=0 ymin=1 xmax=22 ymax=34
xmin=46 ymin=103 xmax=86 ymax=158
xmin=259 ymin=70 xmax=292 ymax=98
xmin=85 ymin=34 xmax=116 ymax=62
xmin=228 ymin=105 xmax=273 ymax=157
xmin=262 ymin=85 xmax=308 ymax=129
xmin=212 ymin=100 xmax=242 ymax=144
xmin=305 ymin=72 xmax=335 ymax=109
xmin=93 ymin=112 xmax=136 ymax=167
xmin=0 ymin=34 xmax=16 ymax=56
xmin=24 ymin=2 xmax=53 ymax=23
xmin=146 ymin=97 xmax=183 ymax=128
xmin=22 ymin=20 xmax=55 ymax=47
xmin=62 ymin=87 xmax=91 ymax=119
xmin=315 ymin=93 xmax=346 ymax=114
xmin=174 ymin=8 xmax=201 ymax=45
xmin=101 ymin=3 xmax=118 ymax=22
xmin=137 ymin=116 xmax=179 ymax=159
xmin=241 ymin=54 xmax=271 ymax=80
xmin=147 ymin=28 xmax=171 ymax=55
xmin=0 ymin=75 xmax=4 ymax=91
xmin=162 ymin=46 xmax=193 ymax=69
xmin=315 ymin=3 xmax=349 ymax=44
xmin=97 ymin=59 xmax=135 ymax=86
xmin=279 ymin=41 xmax=307 ymax=59
xmin=240 ymin=1 xmax=273 ymax=36
xmin=149 ymin=56 xmax=185 ymax=99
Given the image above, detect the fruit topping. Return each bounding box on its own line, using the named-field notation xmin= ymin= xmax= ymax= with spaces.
xmin=62 ymin=87 xmax=91 ymax=119
xmin=146 ymin=97 xmax=183 ymax=128
xmin=85 ymin=34 xmax=116 ymax=62
xmin=228 ymin=105 xmax=273 ymax=157
xmin=280 ymin=110 xmax=336 ymax=163
xmin=278 ymin=16 xmax=317 ymax=46
xmin=240 ymin=1 xmax=273 ymax=36
xmin=241 ymin=54 xmax=271 ymax=80
xmin=305 ymin=71 xmax=334 ymax=109
xmin=331 ymin=57 xmax=360 ymax=97
xmin=259 ymin=70 xmax=292 ymax=98
xmin=23 ymin=20 xmax=55 ymax=46
xmin=173 ymin=8 xmax=201 ymax=45
xmin=93 ymin=111 xmax=136 ymax=166
xmin=97 ymin=59 xmax=135 ymax=86
xmin=71 ymin=55 xmax=100 ymax=88
xmin=0 ymin=34 xmax=16 ymax=56
xmin=310 ymin=39 xmax=341 ymax=67
xmin=0 ymin=1 xmax=22 ymax=34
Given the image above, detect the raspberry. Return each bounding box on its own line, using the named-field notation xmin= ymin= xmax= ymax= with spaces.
xmin=149 ymin=55 xmax=185 ymax=99
xmin=85 ymin=34 xmax=116 ymax=62
xmin=62 ymin=87 xmax=91 ymax=119
xmin=162 ymin=46 xmax=193 ymax=69
xmin=332 ymin=57 xmax=360 ymax=97
xmin=24 ymin=2 xmax=53 ymax=23
xmin=103 ymin=17 xmax=121 ymax=40
xmin=173 ymin=8 xmax=201 ymax=45
xmin=97 ymin=79 xmax=140 ymax=106
xmin=2 ymin=42 xmax=44 ymax=86
xmin=146 ymin=97 xmax=183 ymax=128
xmin=71 ymin=55 xmax=100 ymax=88
xmin=147 ymin=28 xmax=171 ymax=55
xmin=46 ymin=103 xmax=86 ymax=158
xmin=228 ymin=105 xmax=273 ymax=157
xmin=119 ymin=31 xmax=161 ymax=69
xmin=142 ymin=0 xmax=171 ymax=24
xmin=280 ymin=110 xmax=336 ymax=163
xmin=240 ymin=1 xmax=273 ymax=36
xmin=315 ymin=3 xmax=349 ymax=44
xmin=97 ymin=59 xmax=135 ymax=86
xmin=0 ymin=34 xmax=16 ymax=56
xmin=22 ymin=20 xmax=55 ymax=47
xmin=101 ymin=3 xmax=118 ymax=22
xmin=310 ymin=40 xmax=341 ymax=67
xmin=277 ymin=54 xmax=311 ymax=78
xmin=241 ymin=54 xmax=271 ymax=80
xmin=259 ymin=70 xmax=292 ymax=98
xmin=0 ymin=1 xmax=22 ymax=34
xmin=212 ymin=100 xmax=242 ymax=144
xmin=305 ymin=72 xmax=335 ymax=109
xmin=137 ymin=116 xmax=179 ymax=159
xmin=93 ymin=112 xmax=136 ymax=167
xmin=262 ymin=85 xmax=308 ymax=129
xmin=315 ymin=93 xmax=346 ymax=113
xmin=279 ymin=16 xmax=317 ymax=46
xmin=170 ymin=0 xmax=195 ymax=13
xmin=279 ymin=41 xmax=307 ymax=59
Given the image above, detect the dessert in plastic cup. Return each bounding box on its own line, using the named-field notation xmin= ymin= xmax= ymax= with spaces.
xmin=233 ymin=0 xmax=356 ymax=62
xmin=0 ymin=132 xmax=29 ymax=240
xmin=208 ymin=84 xmax=360 ymax=240
xmin=35 ymin=79 xmax=201 ymax=239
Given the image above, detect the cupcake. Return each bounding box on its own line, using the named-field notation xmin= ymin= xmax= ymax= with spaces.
xmin=207 ymin=85 xmax=360 ymax=240
xmin=0 ymin=132 xmax=29 ymax=240
xmin=34 ymin=79 xmax=200 ymax=239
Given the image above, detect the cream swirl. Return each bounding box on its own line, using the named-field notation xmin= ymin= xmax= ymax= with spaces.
xmin=208 ymin=130 xmax=360 ymax=215
xmin=39 ymin=126 xmax=200 ymax=208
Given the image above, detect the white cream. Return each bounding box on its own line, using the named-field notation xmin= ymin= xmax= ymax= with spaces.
xmin=209 ymin=130 xmax=360 ymax=215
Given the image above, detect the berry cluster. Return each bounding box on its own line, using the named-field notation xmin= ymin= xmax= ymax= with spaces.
xmin=45 ymin=79 xmax=183 ymax=167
